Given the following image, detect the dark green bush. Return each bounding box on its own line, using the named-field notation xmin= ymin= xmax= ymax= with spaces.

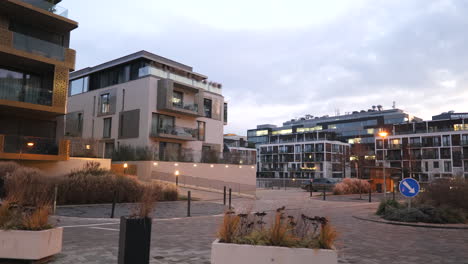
xmin=376 ymin=199 xmax=402 ymax=216
xmin=382 ymin=205 xmax=466 ymax=224
xmin=383 ymin=207 xmax=431 ymax=223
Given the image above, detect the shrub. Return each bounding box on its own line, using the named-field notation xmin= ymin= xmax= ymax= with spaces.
xmin=333 ymin=178 xmax=370 ymax=195
xmin=416 ymin=178 xmax=468 ymax=213
xmin=383 ymin=207 xmax=430 ymax=223
xmin=376 ymin=199 xmax=403 ymax=216
xmin=4 ymin=167 xmax=54 ymax=206
xmin=217 ymin=207 xmax=337 ymax=249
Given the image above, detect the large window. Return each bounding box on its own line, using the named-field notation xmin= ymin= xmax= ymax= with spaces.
xmin=172 ymin=91 xmax=183 ymax=107
xmin=103 ymin=118 xmax=112 ymax=138
xmin=204 ymin=98 xmax=212 ymax=118
xmin=100 ymin=93 xmax=110 ymax=114
xmin=198 ymin=121 xmax=206 ymax=141
xmin=444 ymin=161 xmax=452 ymax=172
xmin=70 ymin=76 xmax=89 ymax=96
xmin=224 ymin=103 xmax=228 ymax=123
xmin=0 ymin=67 xmax=52 ymax=106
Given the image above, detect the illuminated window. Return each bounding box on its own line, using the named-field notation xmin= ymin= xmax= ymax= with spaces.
xmin=296 ymin=126 xmax=323 ymax=133
xmin=255 ymin=130 xmax=269 ymax=136
xmin=272 ymin=129 xmax=292 ymax=135
xmin=454 ymin=124 xmax=468 ymax=131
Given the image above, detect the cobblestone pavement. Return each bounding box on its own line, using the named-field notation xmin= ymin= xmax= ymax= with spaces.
xmin=26 ymin=189 xmax=468 ymax=264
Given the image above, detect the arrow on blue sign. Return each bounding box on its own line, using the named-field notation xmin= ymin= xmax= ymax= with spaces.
xmin=399 ymin=178 xmax=420 ymax=198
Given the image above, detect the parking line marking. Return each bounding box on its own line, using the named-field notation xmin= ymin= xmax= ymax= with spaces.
xmin=89 ymin=227 xmax=119 ymax=231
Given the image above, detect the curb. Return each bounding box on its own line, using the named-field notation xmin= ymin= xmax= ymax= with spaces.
xmin=352 ymin=215 xmax=468 ymax=230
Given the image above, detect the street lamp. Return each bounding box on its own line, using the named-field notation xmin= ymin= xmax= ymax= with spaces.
xmin=378 ymin=131 xmax=388 ymax=199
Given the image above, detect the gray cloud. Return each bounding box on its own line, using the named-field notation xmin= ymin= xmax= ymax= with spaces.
xmin=64 ymin=0 xmax=468 ymax=135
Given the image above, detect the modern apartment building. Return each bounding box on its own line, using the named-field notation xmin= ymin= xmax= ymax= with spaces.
xmin=375 ymin=118 xmax=468 ymax=182
xmin=66 ymin=51 xmax=227 ymax=160
xmin=248 ymin=107 xmax=420 ymax=147
xmin=223 ymin=134 xmax=256 ymax=165
xmin=0 ymin=0 xmax=77 ymax=161
xmin=257 ymin=132 xmax=350 ymax=179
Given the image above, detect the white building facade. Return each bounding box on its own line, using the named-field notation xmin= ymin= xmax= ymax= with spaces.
xmin=66 ymin=51 xmax=227 ymax=160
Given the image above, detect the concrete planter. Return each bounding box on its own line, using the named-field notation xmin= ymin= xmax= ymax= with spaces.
xmin=0 ymin=227 xmax=63 ymax=260
xmin=211 ymin=239 xmax=337 ymax=264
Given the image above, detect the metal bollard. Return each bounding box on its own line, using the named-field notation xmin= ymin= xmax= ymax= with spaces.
xmin=111 ymin=190 xmax=117 ymax=218
xmin=223 ymin=186 xmax=226 ymax=205
xmin=187 ymin=191 xmax=191 ymax=217
xmin=368 ymin=189 xmax=372 ymax=203
xmin=176 ymin=176 xmax=178 ymax=187
xmin=53 ymin=184 xmax=58 ymax=215
xmin=310 ymin=184 xmax=313 ymax=197
xmin=322 ymin=187 xmax=326 ymax=201
xmin=229 ymin=188 xmax=232 ymax=210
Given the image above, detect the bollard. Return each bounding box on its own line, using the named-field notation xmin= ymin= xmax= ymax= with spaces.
xmin=310 ymin=184 xmax=313 ymax=197
xmin=368 ymin=188 xmax=372 ymax=203
xmin=187 ymin=191 xmax=191 ymax=217
xmin=223 ymin=186 xmax=226 ymax=205
xmin=322 ymin=187 xmax=326 ymax=201
xmin=392 ymin=186 xmax=395 ymax=201
xmin=229 ymin=188 xmax=232 ymax=210
xmin=176 ymin=176 xmax=178 ymax=187
xmin=111 ymin=190 xmax=117 ymax=218
xmin=53 ymin=184 xmax=58 ymax=215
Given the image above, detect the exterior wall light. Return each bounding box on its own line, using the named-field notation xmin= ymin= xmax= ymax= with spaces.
xmin=26 ymin=142 xmax=35 ymax=147
xmin=175 ymin=170 xmax=180 ymax=176
xmin=210 ymin=164 xmax=214 ymax=168
xmin=174 ymin=163 xmax=179 ymax=166
xmin=85 ymin=144 xmax=91 ymax=150
xmin=153 ymin=162 xmax=158 ymax=166
xmin=193 ymin=164 xmax=197 ymax=167
xmin=225 ymin=165 xmax=229 ymax=168
xmin=123 ymin=163 xmax=128 ymax=168
xmin=239 ymin=166 xmax=242 ymax=168
xmin=251 ymin=166 xmax=255 ymax=169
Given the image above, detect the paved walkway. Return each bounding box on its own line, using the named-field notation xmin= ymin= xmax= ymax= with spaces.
xmin=8 ymin=189 xmax=467 ymax=264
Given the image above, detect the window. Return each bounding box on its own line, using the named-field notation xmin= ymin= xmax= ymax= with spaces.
xmin=70 ymin=76 xmax=89 ymax=96
xmin=433 ymin=161 xmax=439 ymax=169
xmin=172 ymin=91 xmax=183 ymax=107
xmin=103 ymin=118 xmax=112 ymax=138
xmin=442 ymin=135 xmax=450 ymax=146
xmin=0 ymin=66 xmax=51 ymax=106
xmin=224 ymin=103 xmax=228 ymax=123
xmin=100 ymin=93 xmax=110 ymax=114
xmin=444 ymin=161 xmax=452 ymax=172
xmin=204 ymin=98 xmax=212 ymax=118
xmin=197 ymin=121 xmax=206 ymax=141
xmin=424 ymin=162 xmax=428 ymax=172
xmin=77 ymin=113 xmax=83 ymax=133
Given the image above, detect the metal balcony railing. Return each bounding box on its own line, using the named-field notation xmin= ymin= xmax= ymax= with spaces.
xmin=13 ymin=32 xmax=65 ymax=61
xmin=152 ymin=126 xmax=198 ymax=140
xmin=172 ymin=102 xmax=198 ymax=112
xmin=1 ymin=135 xmax=59 ymax=155
xmin=0 ymin=85 xmax=53 ymax=106
xmin=20 ymin=0 xmax=68 ymax=18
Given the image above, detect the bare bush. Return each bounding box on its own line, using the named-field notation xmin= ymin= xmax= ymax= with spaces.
xmin=333 ymin=178 xmax=370 ymax=195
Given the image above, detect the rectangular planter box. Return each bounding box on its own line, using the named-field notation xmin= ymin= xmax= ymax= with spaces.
xmin=118 ymin=216 xmax=152 ymax=264
xmin=0 ymin=227 xmax=63 ymax=260
xmin=211 ymin=239 xmax=337 ymax=264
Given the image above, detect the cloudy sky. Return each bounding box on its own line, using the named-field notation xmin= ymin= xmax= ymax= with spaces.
xmin=63 ymin=0 xmax=468 ymax=135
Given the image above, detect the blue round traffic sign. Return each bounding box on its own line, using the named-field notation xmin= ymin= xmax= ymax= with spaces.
xmin=399 ymin=178 xmax=420 ymax=198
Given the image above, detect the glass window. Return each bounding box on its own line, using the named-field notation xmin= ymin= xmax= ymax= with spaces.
xmin=224 ymin=103 xmax=228 ymax=123
xmin=70 ymin=76 xmax=89 ymax=96
xmin=172 ymin=91 xmax=183 ymax=107
xmin=433 ymin=161 xmax=439 ymax=168
xmin=442 ymin=135 xmax=450 ymax=146
xmin=444 ymin=161 xmax=452 ymax=172
xmin=0 ymin=67 xmax=51 ymax=106
xmin=204 ymin=98 xmax=212 ymax=118
xmin=198 ymin=121 xmax=205 ymax=141
xmin=100 ymin=93 xmax=110 ymax=114
xmin=103 ymin=118 xmax=112 ymax=138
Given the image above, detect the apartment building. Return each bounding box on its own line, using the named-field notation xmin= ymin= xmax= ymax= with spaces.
xmin=66 ymin=51 xmax=227 ymax=160
xmin=256 ymin=131 xmax=350 ymax=179
xmin=223 ymin=134 xmax=256 ymax=164
xmin=375 ymin=118 xmax=468 ymax=182
xmin=0 ymin=0 xmax=77 ymax=161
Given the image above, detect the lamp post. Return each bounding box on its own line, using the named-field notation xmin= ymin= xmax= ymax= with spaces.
xmin=378 ymin=131 xmax=388 ymax=200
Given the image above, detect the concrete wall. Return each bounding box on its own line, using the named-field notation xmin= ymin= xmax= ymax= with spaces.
xmin=19 ymin=157 xmax=111 ymax=177
xmin=115 ymin=161 xmax=256 ymax=195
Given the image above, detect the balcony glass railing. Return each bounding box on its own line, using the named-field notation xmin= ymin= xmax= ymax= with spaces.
xmin=172 ymin=102 xmax=198 ymax=112
xmin=2 ymin=135 xmax=59 ymax=155
xmin=13 ymin=32 xmax=65 ymax=61
xmin=20 ymin=0 xmax=69 ymax=18
xmin=138 ymin=66 xmax=222 ymax=95
xmin=152 ymin=126 xmax=198 ymax=139
xmin=0 ymin=85 xmax=53 ymax=106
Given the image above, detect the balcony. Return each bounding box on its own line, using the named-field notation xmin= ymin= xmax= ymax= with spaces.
xmin=151 ymin=126 xmax=198 ymax=141
xmin=409 ymin=143 xmax=422 ymax=148
xmin=13 ymin=32 xmax=65 ymax=61
xmin=0 ymin=85 xmax=53 ymax=106
xmin=0 ymin=135 xmax=69 ymax=161
xmin=172 ymin=102 xmax=198 ymax=113
xmin=388 ymin=144 xmax=402 ymax=149
xmin=20 ymin=0 xmax=69 ymax=18
xmin=140 ymin=66 xmax=222 ymax=95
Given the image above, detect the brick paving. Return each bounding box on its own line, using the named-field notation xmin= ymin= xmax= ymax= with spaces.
xmin=7 ymin=189 xmax=467 ymax=264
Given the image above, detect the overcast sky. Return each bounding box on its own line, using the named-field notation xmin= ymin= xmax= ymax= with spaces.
xmin=63 ymin=0 xmax=468 ymax=135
